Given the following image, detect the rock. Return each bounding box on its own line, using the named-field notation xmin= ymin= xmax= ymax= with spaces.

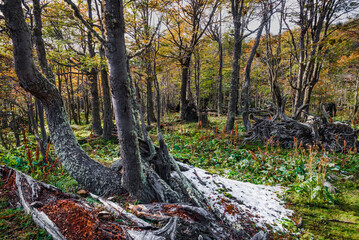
xmin=30 ymin=201 xmax=44 ymax=208
xmin=98 ymin=211 xmax=113 ymax=220
xmin=250 ymin=231 xmax=269 ymax=240
xmin=323 ymin=181 xmax=336 ymax=194
xmin=77 ymin=189 xmax=89 ymax=197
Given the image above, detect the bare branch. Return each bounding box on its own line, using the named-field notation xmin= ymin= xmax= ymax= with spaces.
xmin=63 ymin=0 xmax=105 ymax=44
xmin=128 ymin=18 xmax=162 ymax=59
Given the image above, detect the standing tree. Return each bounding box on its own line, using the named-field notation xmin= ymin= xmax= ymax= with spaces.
xmin=86 ymin=0 xmax=103 ymax=135
xmin=262 ymin=0 xmax=285 ymax=111
xmin=207 ymin=7 xmax=224 ymax=114
xmin=225 ymin=0 xmax=246 ymax=132
xmin=126 ymin=0 xmax=157 ymax=124
xmin=1 ymin=0 xmax=122 ymax=196
xmin=284 ymin=0 xmax=357 ymax=118
xmin=32 ymin=0 xmax=54 ymax=162
xmin=161 ymin=0 xmax=219 ymax=121
xmin=242 ymin=3 xmax=269 ymax=131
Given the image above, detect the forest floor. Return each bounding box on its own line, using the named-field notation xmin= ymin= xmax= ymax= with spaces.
xmin=0 ymin=113 xmax=358 ymax=239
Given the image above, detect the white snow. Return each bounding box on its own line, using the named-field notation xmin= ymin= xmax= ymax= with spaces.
xmin=178 ymin=163 xmax=293 ymax=231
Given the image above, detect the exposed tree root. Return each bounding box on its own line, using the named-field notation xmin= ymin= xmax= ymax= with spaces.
xmin=246 ymin=116 xmax=358 ymax=151
xmin=1 ymin=165 xmax=258 ymax=239
xmin=245 ymin=117 xmax=315 ymax=148
xmin=318 ymin=121 xmax=359 ymax=152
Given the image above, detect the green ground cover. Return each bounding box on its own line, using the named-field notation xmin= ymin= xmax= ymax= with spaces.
xmin=0 ymin=114 xmax=358 ymax=239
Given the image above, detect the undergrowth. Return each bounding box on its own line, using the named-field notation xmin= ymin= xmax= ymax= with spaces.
xmin=0 ymin=182 xmax=52 ymax=240
xmin=0 ymin=114 xmax=358 ymax=239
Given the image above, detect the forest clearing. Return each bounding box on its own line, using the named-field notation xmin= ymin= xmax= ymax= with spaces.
xmin=0 ymin=0 xmax=359 ymax=239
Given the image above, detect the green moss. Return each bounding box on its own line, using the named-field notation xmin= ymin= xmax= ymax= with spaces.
xmin=287 ymin=179 xmax=359 ymax=239
xmin=0 ymin=196 xmax=51 ymax=240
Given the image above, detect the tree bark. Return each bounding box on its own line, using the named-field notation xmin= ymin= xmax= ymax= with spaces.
xmin=145 ymin=51 xmax=156 ymax=124
xmin=103 ymin=0 xmax=147 ymax=198
xmin=76 ymin=73 xmax=82 ymax=125
xmin=33 ymin=0 xmax=55 ymax=83
xmin=88 ymin=68 xmax=102 ymax=134
xmin=218 ymin=36 xmax=224 ymax=115
xmin=225 ymin=29 xmax=242 ymax=132
xmin=99 ymin=46 xmax=113 ymax=140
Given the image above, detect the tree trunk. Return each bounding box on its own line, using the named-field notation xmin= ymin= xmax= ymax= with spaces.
xmin=27 ymin=95 xmax=38 ymax=134
xmin=10 ymin=106 xmax=21 ymax=147
xmin=32 ymin=0 xmax=53 ymax=161
xmin=218 ymin=38 xmax=224 ymax=115
xmin=145 ymin=50 xmax=156 ymax=125
xmin=243 ymin=7 xmax=267 ymax=131
xmin=87 ymin=0 xmax=103 ymax=135
xmin=57 ymin=67 xmax=62 ymax=97
xmin=180 ymin=55 xmax=192 ymax=121
xmin=225 ymin=17 xmax=242 ymax=132
xmin=194 ymin=48 xmax=201 ymax=112
xmin=88 ymin=69 xmax=102 ymax=134
xmin=83 ymin=75 xmax=90 ymax=124
xmin=103 ymin=0 xmax=147 ymax=198
xmin=99 ymin=47 xmax=113 ymax=140
xmin=146 ymin=68 xmax=156 ymax=125
xmin=264 ymin=1 xmax=284 ymax=111
xmin=33 ymin=0 xmax=54 ymax=83
xmin=353 ymin=77 xmax=359 ymax=118
xmin=68 ymin=70 xmax=79 ymax=125
xmin=77 ymin=73 xmax=82 ymax=125
xmin=35 ymin=98 xmax=53 ymax=162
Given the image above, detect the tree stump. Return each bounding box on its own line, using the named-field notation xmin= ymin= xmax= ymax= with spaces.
xmin=198 ymin=111 xmax=209 ymax=127
xmin=183 ymin=102 xmax=198 ymax=122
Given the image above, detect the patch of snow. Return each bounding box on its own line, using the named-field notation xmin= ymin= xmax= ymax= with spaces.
xmin=177 ymin=162 xmax=293 ymax=231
